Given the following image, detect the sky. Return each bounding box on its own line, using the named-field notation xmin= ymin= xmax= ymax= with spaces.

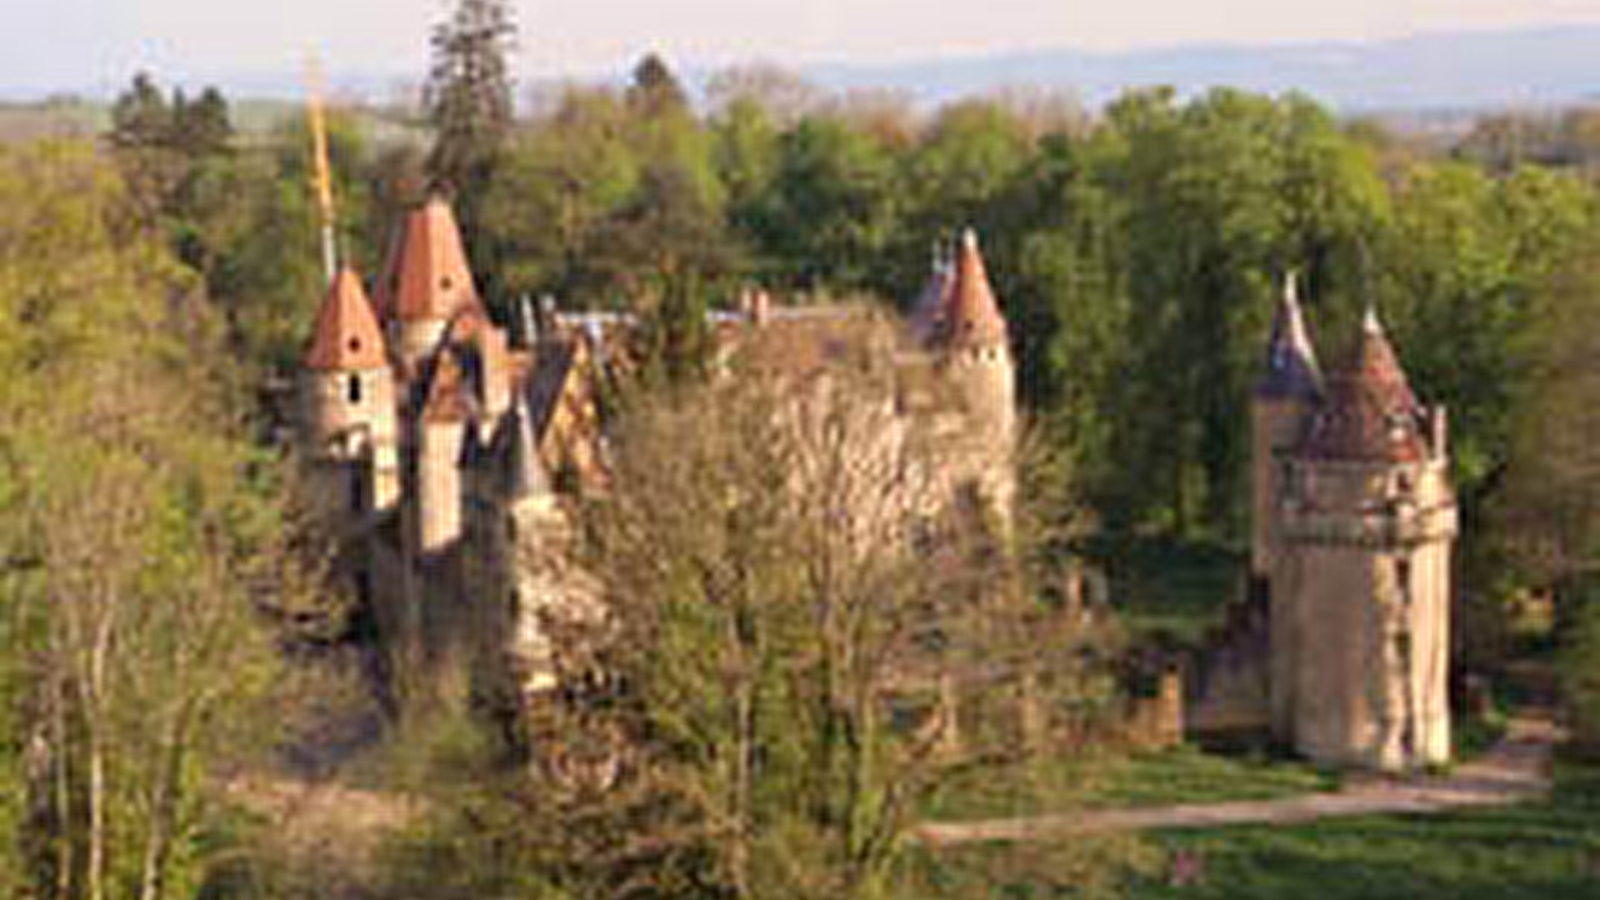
xmin=7 ymin=0 xmax=1600 ymax=95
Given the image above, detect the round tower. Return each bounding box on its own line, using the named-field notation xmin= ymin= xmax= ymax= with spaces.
xmin=1273 ymin=310 xmax=1457 ymax=771
xmin=1251 ymin=273 xmax=1323 ymax=583
xmin=301 ymin=267 xmax=399 ymax=519
xmin=936 ymin=229 xmax=1016 ymax=445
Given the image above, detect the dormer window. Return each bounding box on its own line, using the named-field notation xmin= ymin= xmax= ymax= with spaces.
xmin=347 ymin=374 xmax=363 ymax=405
xmin=441 ymin=276 xmax=454 ymax=291
xmin=347 ymin=337 xmax=361 ymax=353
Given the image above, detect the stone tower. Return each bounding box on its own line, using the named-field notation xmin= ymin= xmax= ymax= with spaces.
xmin=1265 ymin=309 xmax=1457 ymax=771
xmin=926 ymin=229 xmax=1017 ymax=520
xmin=932 ymin=230 xmax=1016 ymax=445
xmin=1251 ymin=275 xmax=1323 ymax=739
xmin=300 ymin=266 xmax=400 ymax=520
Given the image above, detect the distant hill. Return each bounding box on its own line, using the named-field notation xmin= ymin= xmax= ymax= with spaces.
xmin=803 ymin=25 xmax=1600 ymax=112
xmin=6 ymin=24 xmax=1600 ymax=139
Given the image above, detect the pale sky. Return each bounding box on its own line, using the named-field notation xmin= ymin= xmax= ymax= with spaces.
xmin=8 ymin=0 xmax=1600 ymax=94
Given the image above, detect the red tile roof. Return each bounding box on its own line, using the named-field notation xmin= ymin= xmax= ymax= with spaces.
xmin=933 ymin=230 xmax=1007 ymax=349
xmin=303 ymin=267 xmax=389 ymax=371
xmin=374 ymin=198 xmax=483 ymax=323
xmin=1302 ymin=310 xmax=1425 ymax=462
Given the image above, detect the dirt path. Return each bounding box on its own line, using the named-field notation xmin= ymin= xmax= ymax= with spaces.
xmin=915 ymin=714 xmax=1561 ymax=846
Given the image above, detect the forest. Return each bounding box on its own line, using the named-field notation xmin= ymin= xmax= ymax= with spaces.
xmin=5 ymin=0 xmax=1600 ymax=897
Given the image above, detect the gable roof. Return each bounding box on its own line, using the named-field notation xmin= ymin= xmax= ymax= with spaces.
xmin=375 ymin=198 xmax=484 ymax=323
xmin=304 ymin=267 xmax=389 ymax=371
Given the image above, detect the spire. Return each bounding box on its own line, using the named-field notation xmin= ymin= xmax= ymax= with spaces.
xmin=304 ymin=267 xmax=389 ymax=371
xmin=1256 ymin=271 xmax=1323 ymax=401
xmin=374 ymin=197 xmax=484 ymax=323
xmin=932 ymin=228 xmax=1008 ymax=350
xmin=1302 ymin=306 xmax=1424 ymax=462
xmin=507 ymin=394 xmax=553 ymax=499
xmin=910 ymin=243 xmax=954 ymax=341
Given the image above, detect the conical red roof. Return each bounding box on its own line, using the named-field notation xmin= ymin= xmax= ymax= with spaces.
xmin=374 ymin=198 xmax=483 ymax=323
xmin=1302 ymin=310 xmax=1425 ymax=462
xmin=934 ymin=230 xmax=1008 ymax=349
xmin=304 ymin=267 xmax=389 ymax=371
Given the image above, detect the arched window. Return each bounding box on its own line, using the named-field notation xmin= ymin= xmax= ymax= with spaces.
xmin=347 ymin=374 xmax=363 ymax=405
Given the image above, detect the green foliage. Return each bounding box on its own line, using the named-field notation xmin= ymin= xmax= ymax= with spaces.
xmin=745 ymin=116 xmax=901 ymax=292
xmin=0 ymin=140 xmax=289 ymax=900
xmin=425 ymin=0 xmax=516 ymax=281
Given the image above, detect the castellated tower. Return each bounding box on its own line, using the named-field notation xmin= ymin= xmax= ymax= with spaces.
xmin=1263 ymin=308 xmax=1458 ymax=771
xmin=300 ymin=267 xmax=400 ymax=520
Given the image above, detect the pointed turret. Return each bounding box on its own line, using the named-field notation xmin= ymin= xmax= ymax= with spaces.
xmin=304 ymin=267 xmax=389 ymax=371
xmin=376 ymin=197 xmax=486 ymax=372
xmin=933 ymin=229 xmax=1008 ymax=350
xmin=910 ymin=241 xmax=954 ymax=342
xmin=1256 ymin=272 xmax=1323 ymax=402
xmin=298 ymin=267 xmax=400 ymax=519
xmin=376 ymin=197 xmax=483 ymax=324
xmin=1302 ymin=308 xmax=1424 ymax=462
xmin=1269 ymin=303 xmax=1457 ymax=772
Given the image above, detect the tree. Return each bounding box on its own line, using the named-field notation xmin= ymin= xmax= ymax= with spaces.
xmin=745 ymin=117 xmax=901 ymax=292
xmin=626 ymin=53 xmax=690 ymax=121
xmin=425 ymin=0 xmax=516 ymax=279
xmin=389 ymin=318 xmax=1136 ymax=900
xmin=0 ymin=141 xmax=287 ymax=900
xmin=480 ymin=86 xmax=643 ymax=303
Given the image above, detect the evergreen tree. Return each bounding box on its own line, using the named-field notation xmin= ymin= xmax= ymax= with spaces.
xmin=424 ymin=0 xmax=516 ymax=277
xmin=626 ymin=52 xmax=690 ymax=120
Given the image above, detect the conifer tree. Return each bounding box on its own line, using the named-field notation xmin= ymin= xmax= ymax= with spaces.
xmin=424 ymin=0 xmax=516 ymax=266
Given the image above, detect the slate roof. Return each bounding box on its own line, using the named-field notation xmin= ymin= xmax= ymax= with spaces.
xmin=1256 ymin=274 xmax=1323 ymax=401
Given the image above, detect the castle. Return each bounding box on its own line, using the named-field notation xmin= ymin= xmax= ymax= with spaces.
xmin=297 ymin=198 xmax=1015 ymax=704
xmin=298 ymin=198 xmax=1456 ymax=772
xmin=1250 ymin=277 xmax=1458 ymax=771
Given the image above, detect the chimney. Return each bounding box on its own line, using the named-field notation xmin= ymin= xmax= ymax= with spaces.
xmin=1431 ymin=405 xmax=1449 ymax=458
xmin=750 ymin=289 xmax=772 ymax=326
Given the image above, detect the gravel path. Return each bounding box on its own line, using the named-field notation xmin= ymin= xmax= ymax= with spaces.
xmin=915 ymin=714 xmax=1559 ymax=846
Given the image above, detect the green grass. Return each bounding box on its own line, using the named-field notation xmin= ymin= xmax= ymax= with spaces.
xmin=923 ymin=744 xmax=1337 ymax=823
xmin=1117 ymin=760 xmax=1600 ymax=900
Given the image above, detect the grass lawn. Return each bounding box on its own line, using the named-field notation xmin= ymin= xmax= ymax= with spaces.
xmin=1118 ymin=760 xmax=1600 ymax=900
xmin=923 ymin=744 xmax=1337 ymax=822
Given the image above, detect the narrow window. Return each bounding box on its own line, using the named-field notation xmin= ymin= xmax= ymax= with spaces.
xmin=349 ymin=470 xmax=364 ymax=512
xmin=347 ymin=374 xmax=363 ymax=405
